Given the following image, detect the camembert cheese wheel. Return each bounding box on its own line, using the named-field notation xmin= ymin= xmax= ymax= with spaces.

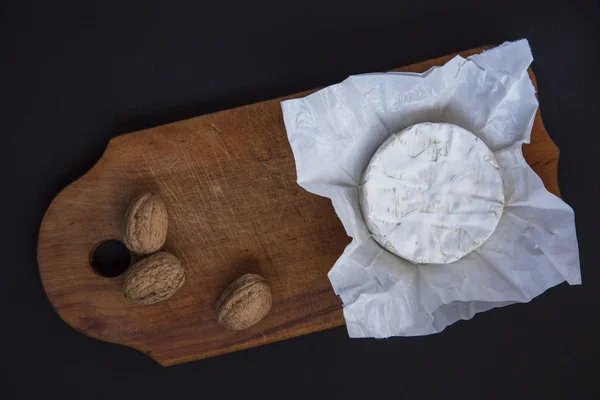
xmin=359 ymin=123 xmax=504 ymax=264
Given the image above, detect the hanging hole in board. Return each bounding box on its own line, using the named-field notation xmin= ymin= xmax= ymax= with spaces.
xmin=90 ymin=239 xmax=131 ymax=277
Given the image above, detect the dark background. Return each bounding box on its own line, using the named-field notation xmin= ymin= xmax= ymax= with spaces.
xmin=2 ymin=0 xmax=599 ymax=398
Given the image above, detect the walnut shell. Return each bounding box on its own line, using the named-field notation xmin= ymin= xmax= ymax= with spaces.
xmin=124 ymin=192 xmax=168 ymax=255
xmin=216 ymin=273 xmax=272 ymax=330
xmin=123 ymin=252 xmax=185 ymax=305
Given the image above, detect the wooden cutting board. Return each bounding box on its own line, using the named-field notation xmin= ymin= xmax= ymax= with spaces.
xmin=37 ymin=46 xmax=560 ymax=366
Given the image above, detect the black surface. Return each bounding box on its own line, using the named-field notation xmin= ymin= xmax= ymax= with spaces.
xmin=2 ymin=1 xmax=599 ymax=399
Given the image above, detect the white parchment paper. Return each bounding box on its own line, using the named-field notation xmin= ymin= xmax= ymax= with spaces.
xmin=281 ymin=40 xmax=581 ymax=338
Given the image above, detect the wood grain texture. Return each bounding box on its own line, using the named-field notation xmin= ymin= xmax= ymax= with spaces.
xmin=37 ymin=46 xmax=560 ymax=366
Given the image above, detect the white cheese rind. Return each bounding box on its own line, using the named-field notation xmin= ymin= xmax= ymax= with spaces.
xmin=359 ymin=123 xmax=504 ymax=264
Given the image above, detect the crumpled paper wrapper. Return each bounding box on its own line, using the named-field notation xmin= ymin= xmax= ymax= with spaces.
xmin=281 ymin=39 xmax=581 ymax=338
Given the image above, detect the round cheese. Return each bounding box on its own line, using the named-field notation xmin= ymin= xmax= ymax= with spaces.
xmin=359 ymin=123 xmax=504 ymax=264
